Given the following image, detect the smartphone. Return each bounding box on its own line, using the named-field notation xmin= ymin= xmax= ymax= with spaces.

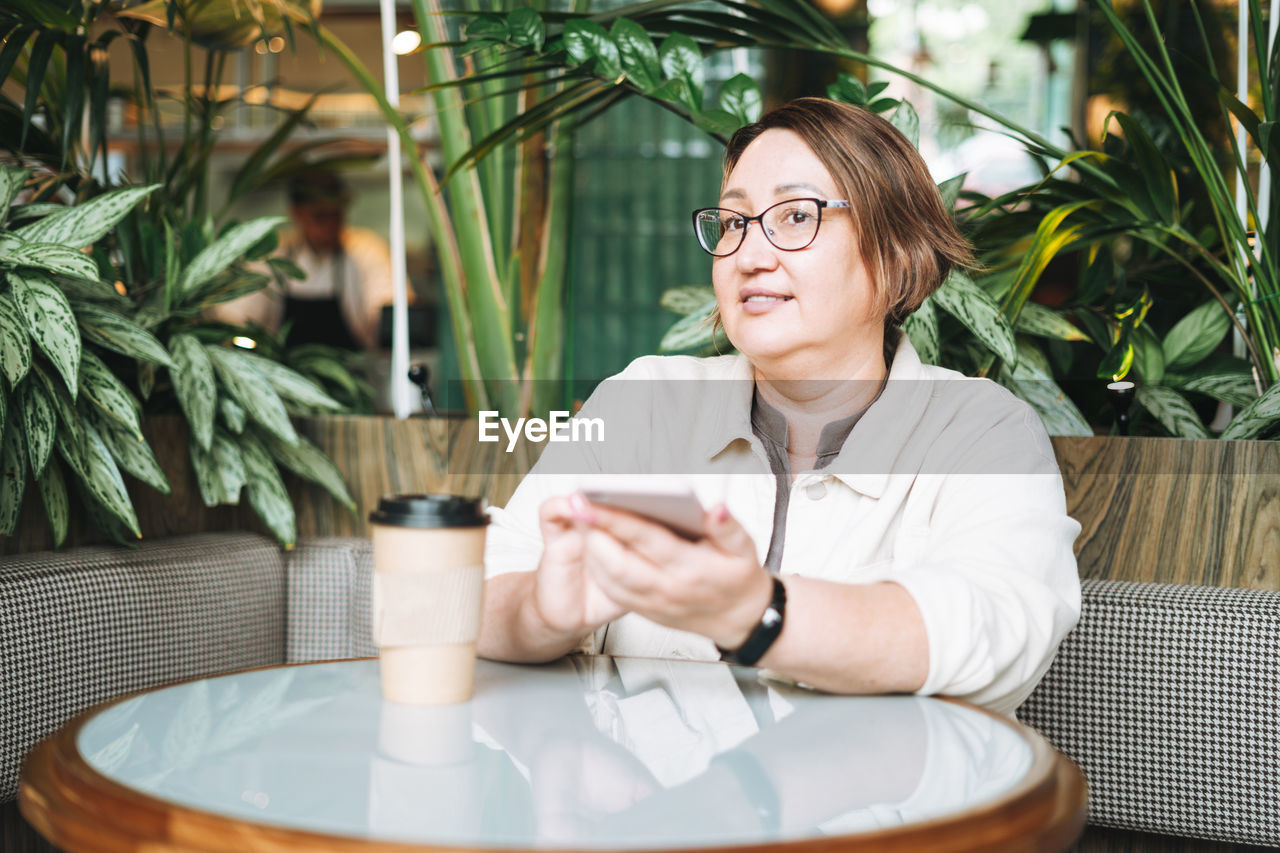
xmin=581 ymin=482 xmax=707 ymax=540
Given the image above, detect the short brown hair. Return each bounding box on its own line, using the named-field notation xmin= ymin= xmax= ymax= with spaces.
xmin=722 ymin=98 xmax=972 ymax=325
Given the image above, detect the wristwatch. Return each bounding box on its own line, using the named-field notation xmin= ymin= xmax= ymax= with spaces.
xmin=717 ymin=576 xmax=786 ymax=667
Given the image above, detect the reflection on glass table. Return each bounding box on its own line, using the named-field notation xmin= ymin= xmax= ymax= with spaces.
xmin=23 ymin=657 xmax=1086 ymax=852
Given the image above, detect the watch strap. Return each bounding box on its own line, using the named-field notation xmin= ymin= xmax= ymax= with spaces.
xmin=717 ymin=576 xmax=786 ymax=667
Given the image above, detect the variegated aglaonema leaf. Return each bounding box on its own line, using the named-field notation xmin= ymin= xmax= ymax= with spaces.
xmin=94 ymin=418 xmax=171 ymax=495
xmin=188 ymin=436 xmax=227 ymax=507
xmin=7 ymin=270 xmax=80 ymax=398
xmin=176 ymin=217 xmax=286 ymax=299
xmin=0 ymin=242 xmax=100 ymax=280
xmin=237 ymin=431 xmax=296 ymax=548
xmin=0 ymin=406 xmax=27 ymax=535
xmin=36 ymin=362 xmax=81 ymax=447
xmin=19 ymin=377 xmax=55 ymax=477
xmin=220 ymin=396 xmax=247 ymax=434
xmin=0 ymin=292 xmax=32 ymax=387
xmin=1135 ymin=385 xmax=1210 ymax=439
xmin=75 ymin=304 xmax=173 ymax=367
xmin=14 ymin=185 xmax=158 ymax=249
xmin=902 ymin=296 xmax=940 ymax=365
xmin=212 ymin=430 xmax=246 ymax=504
xmin=79 ymin=349 xmax=142 ymax=439
xmin=205 ymin=345 xmax=297 ymax=445
xmin=1220 ymin=382 xmax=1280 ymax=440
xmin=170 ymin=333 xmax=217 ymax=451
xmin=659 ymin=311 xmax=716 ymax=353
xmin=0 ymin=167 xmax=28 ymax=225
xmin=256 ymin=428 xmax=355 ymax=511
xmin=1178 ymin=373 xmax=1260 ymax=409
xmin=237 ymin=352 xmax=343 ymax=412
xmin=932 ymin=270 xmax=1017 ymax=366
xmin=1014 ymin=302 xmax=1087 ymax=341
xmin=79 ymin=421 xmax=141 ymax=538
xmin=36 ymin=458 xmax=69 ymax=549
xmin=659 ymin=285 xmax=716 ymax=316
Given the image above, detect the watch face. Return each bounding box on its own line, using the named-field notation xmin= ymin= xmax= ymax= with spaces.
xmin=762 ymin=608 xmax=781 ymax=628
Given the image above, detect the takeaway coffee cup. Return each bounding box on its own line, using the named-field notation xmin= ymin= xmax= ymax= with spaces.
xmin=369 ymin=494 xmax=489 ymax=705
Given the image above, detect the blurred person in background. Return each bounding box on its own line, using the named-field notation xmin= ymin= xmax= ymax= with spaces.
xmin=215 ymin=170 xmax=396 ymax=350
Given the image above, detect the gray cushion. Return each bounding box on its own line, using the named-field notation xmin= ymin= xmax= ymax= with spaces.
xmin=0 ymin=532 xmax=287 ymax=803
xmin=286 ymin=536 xmax=374 ymax=663
xmin=1019 ymin=578 xmax=1280 ymax=846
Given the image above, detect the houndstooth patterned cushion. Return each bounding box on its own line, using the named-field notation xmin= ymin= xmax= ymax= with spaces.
xmin=286 ymin=537 xmax=375 ymax=663
xmin=1019 ymin=578 xmax=1280 ymax=846
xmin=0 ymin=533 xmax=287 ymax=803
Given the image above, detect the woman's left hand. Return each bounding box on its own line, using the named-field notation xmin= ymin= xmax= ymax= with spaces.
xmin=576 ymin=498 xmax=774 ymax=650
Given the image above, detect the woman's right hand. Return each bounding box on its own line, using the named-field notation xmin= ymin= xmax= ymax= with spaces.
xmin=529 ymin=495 xmax=627 ymax=637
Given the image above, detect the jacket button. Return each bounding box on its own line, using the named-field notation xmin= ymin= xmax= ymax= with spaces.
xmin=805 ymin=481 xmax=827 ymax=500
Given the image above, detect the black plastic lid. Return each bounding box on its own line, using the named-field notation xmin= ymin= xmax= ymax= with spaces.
xmin=368 ymin=494 xmax=489 ymax=529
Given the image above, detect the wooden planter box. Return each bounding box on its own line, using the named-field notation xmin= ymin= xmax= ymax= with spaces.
xmin=6 ymin=416 xmax=1278 ymax=592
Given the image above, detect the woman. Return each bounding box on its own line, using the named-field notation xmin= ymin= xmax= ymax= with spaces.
xmin=479 ymin=98 xmax=1080 ymax=715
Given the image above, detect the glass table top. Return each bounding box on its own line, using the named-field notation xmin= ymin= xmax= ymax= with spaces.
xmin=77 ymin=657 xmax=1033 ymax=848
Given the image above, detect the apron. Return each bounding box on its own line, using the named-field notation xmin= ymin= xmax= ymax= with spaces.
xmin=281 ymin=246 xmax=359 ymax=349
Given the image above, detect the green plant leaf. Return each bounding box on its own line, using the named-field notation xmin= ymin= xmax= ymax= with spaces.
xmin=57 ymin=274 xmax=132 ymax=308
xmin=610 ymin=18 xmax=659 ymax=91
xmin=0 ymin=408 xmax=27 ymax=535
xmin=79 ymin=349 xmax=142 ymax=440
xmin=237 ymin=431 xmax=296 ymax=549
xmin=206 ymin=345 xmax=297 ymax=445
xmin=1162 ymin=301 xmax=1231 ymax=371
xmin=7 ymin=270 xmax=80 ymax=398
xmin=236 ymin=352 xmax=343 ymax=412
xmin=0 ymin=292 xmax=32 ymax=387
xmin=1178 ymin=373 xmax=1260 ymax=408
xmin=563 ymin=19 xmax=620 ymax=80
xmin=177 ymin=216 xmax=286 ymax=298
xmin=1220 ymin=382 xmax=1280 ymax=439
xmin=257 ymin=428 xmax=354 ymax=511
xmin=19 ymin=377 xmax=54 ymax=478
xmin=1097 ymin=327 xmax=1135 ymax=382
xmin=464 ymin=13 xmax=508 ymax=42
xmin=937 ymin=173 xmax=966 ymax=211
xmin=36 ymin=458 xmax=68 ymax=549
xmin=1 ymin=242 xmax=101 ymax=280
xmin=1111 ymin=113 xmax=1176 ymax=222
xmin=826 ymin=72 xmax=867 ymax=105
xmin=14 ymin=185 xmax=158 ymax=249
xmin=220 ymin=396 xmax=247 ymax=434
xmin=650 ymin=77 xmax=695 ymax=113
xmin=1013 ymin=302 xmax=1087 ymax=341
xmin=1006 ymin=374 xmax=1094 ymax=437
xmin=902 ymin=296 xmax=939 ymax=365
xmin=188 ymin=435 xmax=227 ymax=506
xmin=692 ymin=108 xmax=742 ymax=137
xmin=212 ymin=429 xmax=246 ymax=504
xmin=506 ymin=7 xmax=545 ymax=52
xmin=75 ymin=304 xmax=173 ymax=367
xmin=0 ymin=167 xmax=28 ymax=225
xmin=659 ymin=33 xmax=703 ymax=110
xmin=660 ymin=284 xmax=716 ymax=316
xmin=1135 ymin=386 xmax=1209 ymax=439
xmin=92 ymin=415 xmax=170 ymax=495
xmin=1130 ymin=324 xmax=1165 ymax=385
xmin=932 ymin=270 xmax=1017 ymax=365
xmin=888 ymin=100 xmax=920 ymax=148
xmin=719 ymin=73 xmax=762 ymax=125
xmin=169 ymin=334 xmax=217 ymax=451
xmin=75 ymin=421 xmax=140 ymax=537
xmin=659 ymin=310 xmax=715 ymax=353
xmin=35 ymin=362 xmax=80 ymax=447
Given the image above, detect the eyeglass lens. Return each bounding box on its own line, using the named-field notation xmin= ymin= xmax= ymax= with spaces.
xmin=694 ymin=199 xmax=823 ymax=257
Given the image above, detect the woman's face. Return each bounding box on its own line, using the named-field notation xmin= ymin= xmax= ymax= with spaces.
xmin=712 ymin=129 xmax=884 ymax=378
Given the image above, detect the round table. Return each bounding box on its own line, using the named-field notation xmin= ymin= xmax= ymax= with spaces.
xmin=20 ymin=657 xmax=1086 ymax=852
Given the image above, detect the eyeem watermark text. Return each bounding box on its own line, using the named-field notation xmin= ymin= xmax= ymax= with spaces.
xmin=478 ymin=411 xmax=605 ymax=453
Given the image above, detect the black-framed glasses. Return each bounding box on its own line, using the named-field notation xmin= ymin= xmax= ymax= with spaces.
xmin=692 ymin=198 xmax=850 ymax=257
